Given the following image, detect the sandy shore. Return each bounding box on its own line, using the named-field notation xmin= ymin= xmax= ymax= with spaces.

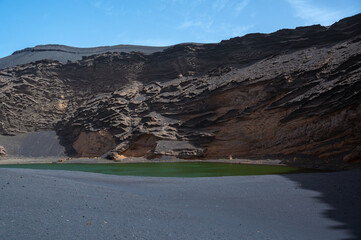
xmin=0 ymin=168 xmax=360 ymax=240
xmin=0 ymin=156 xmax=285 ymax=165
xmin=2 ymin=156 xmax=358 ymax=171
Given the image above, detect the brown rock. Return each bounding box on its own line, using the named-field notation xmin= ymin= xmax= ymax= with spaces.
xmin=109 ymin=153 xmax=128 ymax=161
xmin=0 ymin=145 xmax=6 ymax=156
xmin=343 ymin=145 xmax=361 ymax=163
xmin=121 ymin=135 xmax=158 ymax=158
xmin=72 ymin=130 xmax=115 ymax=157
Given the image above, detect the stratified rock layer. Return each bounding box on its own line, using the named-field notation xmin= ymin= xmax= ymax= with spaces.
xmin=0 ymin=44 xmax=167 ymax=70
xmin=1 ymin=14 xmax=361 ymax=164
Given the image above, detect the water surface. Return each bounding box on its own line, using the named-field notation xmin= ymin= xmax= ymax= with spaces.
xmin=0 ymin=162 xmax=319 ymax=177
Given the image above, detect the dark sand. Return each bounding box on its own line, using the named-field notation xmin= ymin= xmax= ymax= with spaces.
xmin=0 ymin=156 xmax=285 ymax=166
xmin=0 ymin=131 xmax=66 ymax=158
xmin=0 ymin=168 xmax=360 ymax=240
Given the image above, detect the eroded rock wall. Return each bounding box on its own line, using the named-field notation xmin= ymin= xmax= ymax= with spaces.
xmin=1 ymin=14 xmax=361 ymax=165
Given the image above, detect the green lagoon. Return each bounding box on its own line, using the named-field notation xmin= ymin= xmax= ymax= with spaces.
xmin=0 ymin=162 xmax=318 ymax=177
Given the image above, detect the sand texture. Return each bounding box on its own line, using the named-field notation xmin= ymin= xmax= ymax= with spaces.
xmin=0 ymin=169 xmax=360 ymax=239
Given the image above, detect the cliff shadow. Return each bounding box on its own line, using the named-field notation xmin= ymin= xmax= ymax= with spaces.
xmin=283 ymin=170 xmax=361 ymax=240
xmin=0 ymin=131 xmax=67 ymax=157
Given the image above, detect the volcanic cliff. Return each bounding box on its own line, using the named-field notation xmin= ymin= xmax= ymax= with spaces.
xmin=1 ymin=14 xmax=361 ymax=165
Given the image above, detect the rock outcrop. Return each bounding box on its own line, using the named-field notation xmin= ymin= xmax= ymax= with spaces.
xmin=0 ymin=44 xmax=167 ymax=70
xmin=0 ymin=146 xmax=6 ymax=156
xmin=1 ymin=14 xmax=361 ymax=165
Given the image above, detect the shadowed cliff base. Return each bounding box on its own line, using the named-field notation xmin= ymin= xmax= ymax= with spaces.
xmin=0 ymin=131 xmax=66 ymax=157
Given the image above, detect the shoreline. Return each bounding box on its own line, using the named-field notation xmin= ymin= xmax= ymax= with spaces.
xmin=0 ymin=156 xmax=347 ymax=170
xmin=0 ymin=156 xmax=286 ymax=166
xmin=0 ymin=156 xmax=287 ymax=166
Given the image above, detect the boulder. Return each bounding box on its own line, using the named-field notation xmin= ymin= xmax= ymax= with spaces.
xmin=0 ymin=145 xmax=7 ymax=156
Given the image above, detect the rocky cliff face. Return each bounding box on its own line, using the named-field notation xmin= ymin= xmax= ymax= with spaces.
xmin=1 ymin=14 xmax=361 ymax=165
xmin=0 ymin=44 xmax=167 ymax=70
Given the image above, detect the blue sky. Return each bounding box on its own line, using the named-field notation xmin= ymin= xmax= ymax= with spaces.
xmin=0 ymin=0 xmax=360 ymax=58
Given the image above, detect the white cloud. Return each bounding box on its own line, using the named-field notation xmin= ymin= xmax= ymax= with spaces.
xmin=212 ymin=0 xmax=229 ymax=11
xmin=230 ymin=25 xmax=254 ymax=37
xmin=234 ymin=0 xmax=249 ymax=16
xmin=178 ymin=20 xmax=204 ymax=29
xmin=177 ymin=19 xmax=214 ymax=31
xmin=91 ymin=0 xmax=114 ymax=15
xmin=287 ymin=0 xmax=351 ymax=25
xmin=92 ymin=1 xmax=102 ymax=8
xmin=212 ymin=0 xmax=249 ymax=15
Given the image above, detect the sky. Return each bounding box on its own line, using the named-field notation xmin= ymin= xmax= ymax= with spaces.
xmin=0 ymin=0 xmax=361 ymax=58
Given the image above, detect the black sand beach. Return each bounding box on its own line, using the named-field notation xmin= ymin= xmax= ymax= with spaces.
xmin=1 ymin=168 xmax=360 ymax=240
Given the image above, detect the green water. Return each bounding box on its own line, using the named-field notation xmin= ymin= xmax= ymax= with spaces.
xmin=0 ymin=162 xmax=318 ymax=177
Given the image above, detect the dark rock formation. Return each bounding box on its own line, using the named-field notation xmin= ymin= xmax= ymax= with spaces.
xmin=0 ymin=44 xmax=168 ymax=70
xmin=1 ymin=13 xmax=361 ymax=165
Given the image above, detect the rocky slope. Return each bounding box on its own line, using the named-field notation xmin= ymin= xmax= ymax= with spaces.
xmin=0 ymin=44 xmax=168 ymax=70
xmin=0 ymin=14 xmax=361 ymax=165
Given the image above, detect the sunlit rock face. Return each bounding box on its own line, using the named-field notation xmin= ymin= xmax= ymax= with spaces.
xmin=0 ymin=146 xmax=6 ymax=156
xmin=0 ymin=14 xmax=361 ymax=165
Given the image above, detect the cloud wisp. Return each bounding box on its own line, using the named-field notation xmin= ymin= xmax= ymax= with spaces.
xmin=91 ymin=0 xmax=114 ymax=15
xmin=177 ymin=19 xmax=214 ymax=32
xmin=234 ymin=0 xmax=249 ymax=16
xmin=212 ymin=0 xmax=229 ymax=11
xmin=287 ymin=0 xmax=353 ymax=26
